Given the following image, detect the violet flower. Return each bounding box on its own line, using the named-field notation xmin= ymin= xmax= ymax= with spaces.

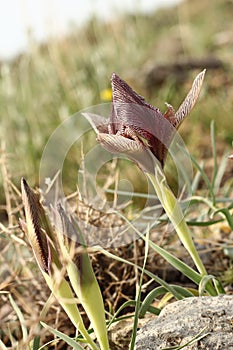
xmin=83 ymin=70 xmax=205 ymax=172
xmin=83 ymin=71 xmax=214 ymax=282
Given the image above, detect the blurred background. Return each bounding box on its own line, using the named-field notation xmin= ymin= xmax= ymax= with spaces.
xmin=1 ymin=0 xmax=180 ymax=59
xmin=0 ymin=0 xmax=232 ymax=192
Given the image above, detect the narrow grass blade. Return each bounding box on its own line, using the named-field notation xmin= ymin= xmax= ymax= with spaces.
xmin=113 ymin=212 xmax=204 ymax=286
xmin=107 ymin=299 xmax=160 ymax=330
xmin=32 ymin=334 xmax=41 ymax=350
xmin=109 ymin=210 xmax=217 ymax=295
xmin=139 ymin=285 xmax=194 ymax=318
xmin=213 ymin=278 xmax=226 ymax=295
xmin=130 ymin=229 xmax=150 ymax=350
xmin=214 ymin=207 xmax=233 ymax=230
xmin=162 ymin=326 xmax=209 ymax=349
xmin=187 ymin=218 xmax=223 ymax=227
xmin=210 ymin=120 xmax=217 ymax=200
xmin=148 ymin=240 xmax=202 ymax=286
xmin=182 ymin=148 xmax=215 ymax=201
xmin=40 ymin=322 xmax=85 ymax=350
xmin=214 ymin=151 xmax=229 ymax=192
xmin=191 ymin=161 xmax=203 ymax=193
xmin=199 ymin=275 xmax=225 ymax=296
xmin=9 ymin=294 xmax=28 ymax=343
xmin=94 ymin=246 xmax=194 ymax=300
xmin=107 ymin=300 xmax=136 ymax=329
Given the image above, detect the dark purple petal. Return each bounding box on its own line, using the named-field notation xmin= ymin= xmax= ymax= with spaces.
xmin=116 ymin=103 xmax=176 ymax=167
xmin=111 ymin=73 xmax=153 ymax=108
xmin=110 ymin=73 xmax=164 ymax=133
xmin=110 ymin=73 xmax=176 ymax=166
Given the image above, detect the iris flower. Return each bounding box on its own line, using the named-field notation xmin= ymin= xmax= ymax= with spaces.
xmin=83 ymin=70 xmax=205 ymax=172
xmin=83 ymin=71 xmax=218 ymax=292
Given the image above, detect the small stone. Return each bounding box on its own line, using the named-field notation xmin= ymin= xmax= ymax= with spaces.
xmin=136 ymin=295 xmax=233 ymax=349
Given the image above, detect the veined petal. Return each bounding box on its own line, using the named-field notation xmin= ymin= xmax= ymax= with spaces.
xmin=82 ymin=112 xmax=109 ymax=134
xmin=110 ymin=73 xmax=177 ymax=167
xmin=111 ymin=73 xmax=164 ymax=136
xmin=97 ymin=133 xmax=143 ymax=153
xmin=111 ymin=72 xmax=159 ymax=111
xmin=174 ymin=69 xmax=206 ymax=128
xmin=97 ymin=133 xmax=160 ymax=173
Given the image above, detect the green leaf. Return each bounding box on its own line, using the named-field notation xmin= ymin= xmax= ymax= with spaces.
xmin=139 ymin=285 xmax=194 ymax=318
xmin=95 ymin=245 xmax=191 ymax=300
xmin=9 ymin=294 xmax=28 ymax=343
xmin=40 ymin=322 xmax=85 ymax=350
xmin=130 ymin=228 xmax=150 ymax=350
xmin=199 ymin=275 xmax=225 ymax=296
xmin=214 ymin=207 xmax=233 ymax=229
xmin=210 ymin=120 xmax=217 ymax=203
xmin=182 ymin=148 xmax=215 ymax=202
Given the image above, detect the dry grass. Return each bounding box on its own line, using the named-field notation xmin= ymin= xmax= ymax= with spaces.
xmin=0 ymin=142 xmax=233 ymax=348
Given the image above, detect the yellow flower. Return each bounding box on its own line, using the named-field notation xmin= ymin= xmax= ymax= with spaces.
xmin=100 ymin=88 xmax=112 ymax=101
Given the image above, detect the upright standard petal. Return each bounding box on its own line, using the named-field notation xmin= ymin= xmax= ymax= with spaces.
xmin=174 ymin=69 xmax=206 ymax=128
xmin=110 ymin=73 xmax=169 ymax=161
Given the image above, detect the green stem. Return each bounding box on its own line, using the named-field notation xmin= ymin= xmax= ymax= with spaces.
xmin=147 ymin=165 xmax=207 ymax=276
xmin=43 ymin=272 xmax=99 ymax=350
xmin=55 ymin=208 xmax=109 ymax=350
xmin=147 ymin=166 xmax=217 ymax=296
xmin=67 ymin=259 xmax=110 ymax=350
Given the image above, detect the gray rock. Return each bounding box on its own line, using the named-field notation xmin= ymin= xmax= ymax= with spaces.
xmin=136 ymin=295 xmax=233 ymax=349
